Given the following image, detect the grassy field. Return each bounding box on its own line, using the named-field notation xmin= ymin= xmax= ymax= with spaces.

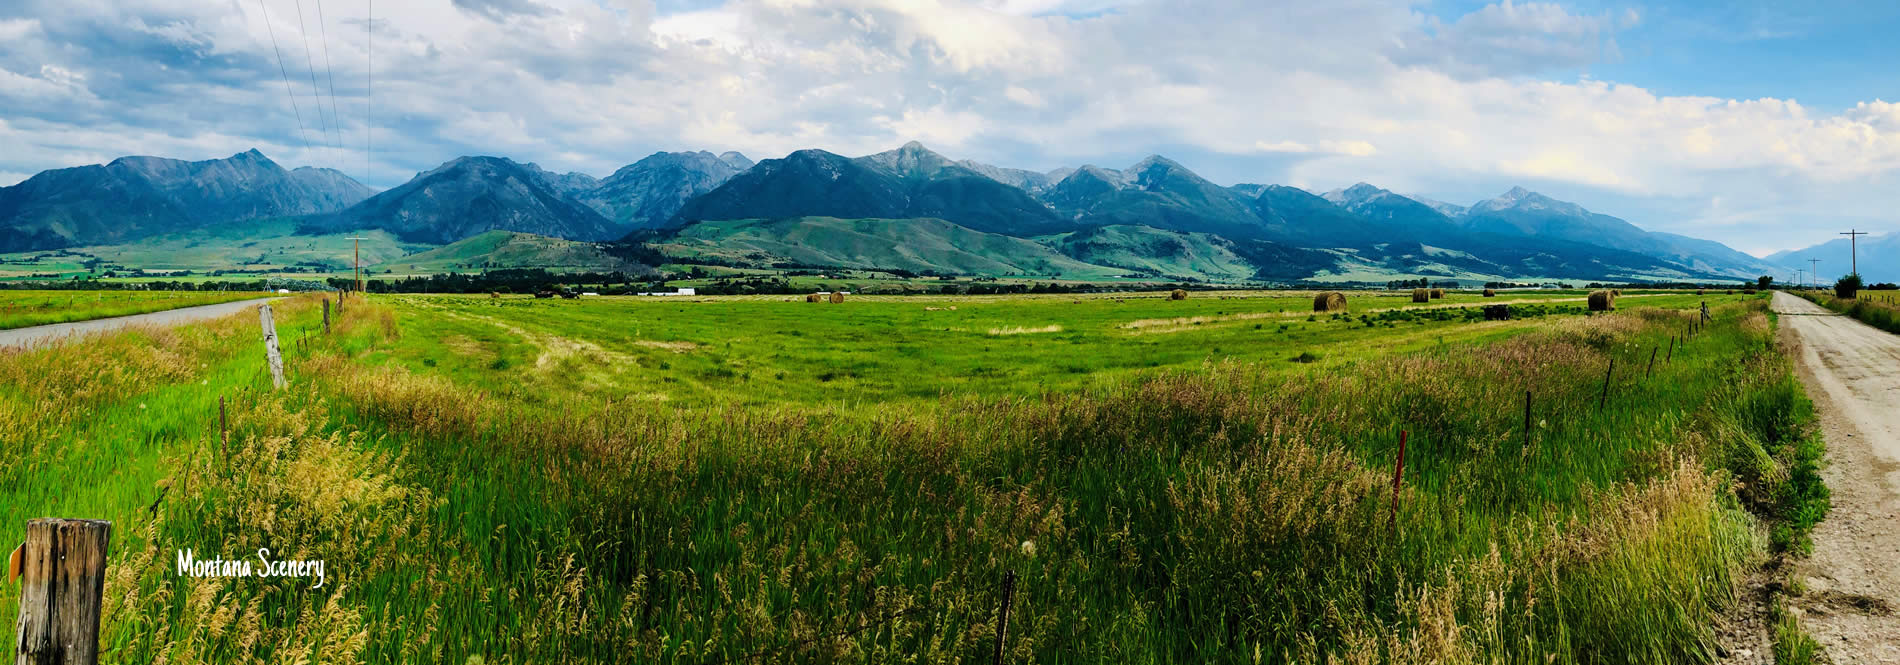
xmin=0 ymin=290 xmax=268 ymax=330
xmin=0 ymin=288 xmax=1824 ymax=663
xmin=0 ymin=219 xmax=427 ymax=280
xmin=1799 ymin=289 xmax=1900 ymax=334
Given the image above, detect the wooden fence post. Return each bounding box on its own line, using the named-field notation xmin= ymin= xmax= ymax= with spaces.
xmin=322 ymin=298 xmax=331 ymax=334
xmin=1522 ymin=391 xmax=1533 ymax=451
xmin=1388 ymin=430 xmax=1409 ymax=531
xmin=259 ymin=304 xmax=285 ymax=390
xmin=992 ymin=570 xmax=1017 ymax=665
xmin=1598 ymin=358 xmax=1616 ymax=411
xmin=13 ymin=518 xmax=112 ymax=665
xmin=1667 ymin=337 xmax=1675 ymax=363
xmin=1645 ymin=347 xmax=1658 ymax=378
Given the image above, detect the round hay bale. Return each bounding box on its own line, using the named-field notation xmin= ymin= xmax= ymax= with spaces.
xmin=806 ymin=293 xmax=822 ymax=303
xmin=1430 ymin=288 xmax=1446 ymax=299
xmin=1588 ymin=289 xmax=1616 ymax=311
xmin=1743 ymin=288 xmax=1757 ymax=295
xmin=489 ymin=292 xmax=501 ymax=299
xmin=1610 ymin=289 xmax=1622 ymax=297
xmin=1411 ymin=288 xmax=1430 ymax=303
xmin=1725 ymin=289 xmax=1734 ymax=295
xmin=1170 ymin=289 xmax=1188 ymax=301
xmin=830 ymin=291 xmax=846 ymax=304
xmin=1312 ymin=291 xmax=1347 ymax=312
xmin=1482 ymin=288 xmax=1496 ymax=297
xmin=1697 ymin=288 xmax=1707 ymax=295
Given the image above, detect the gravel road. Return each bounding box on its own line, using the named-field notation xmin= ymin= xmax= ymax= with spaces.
xmin=0 ymin=297 xmax=275 ymax=351
xmin=1773 ymin=291 xmax=1900 ymax=662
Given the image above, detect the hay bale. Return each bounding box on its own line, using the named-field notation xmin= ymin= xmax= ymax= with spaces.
xmin=806 ymin=293 xmax=822 ymax=303
xmin=1170 ymin=289 xmax=1188 ymax=301
xmin=829 ymin=291 xmax=846 ymax=304
xmin=1725 ymin=289 xmax=1734 ymax=295
xmin=1588 ymin=290 xmax=1616 ymax=311
xmin=1482 ymin=288 xmax=1496 ymax=297
xmin=489 ymin=292 xmax=501 ymax=300
xmin=1697 ymin=288 xmax=1706 ymax=295
xmin=1743 ymin=288 xmax=1757 ymax=295
xmin=1411 ymin=288 xmax=1430 ymax=303
xmin=1610 ymin=289 xmax=1622 ymax=297
xmin=1312 ymin=291 xmax=1347 ymax=312
xmin=1430 ymin=288 xmax=1445 ymax=299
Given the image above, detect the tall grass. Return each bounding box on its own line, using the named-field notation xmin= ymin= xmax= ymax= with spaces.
xmin=4 ymin=295 xmax=1822 ymax=663
xmin=1799 ymin=289 xmax=1900 ymax=334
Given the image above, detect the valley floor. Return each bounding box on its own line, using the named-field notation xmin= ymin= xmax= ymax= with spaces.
xmin=0 ymin=288 xmax=1831 ymax=663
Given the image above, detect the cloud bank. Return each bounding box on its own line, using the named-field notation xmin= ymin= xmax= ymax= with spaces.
xmin=0 ymin=0 xmax=1895 ymax=255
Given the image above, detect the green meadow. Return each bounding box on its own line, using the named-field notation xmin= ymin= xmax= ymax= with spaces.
xmin=0 ymin=288 xmax=1824 ymax=663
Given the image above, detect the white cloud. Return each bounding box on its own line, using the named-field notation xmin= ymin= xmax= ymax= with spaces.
xmin=0 ymin=0 xmax=1896 ymax=253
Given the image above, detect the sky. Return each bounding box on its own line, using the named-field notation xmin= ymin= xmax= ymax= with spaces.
xmin=1 ymin=0 xmax=1897 ymax=257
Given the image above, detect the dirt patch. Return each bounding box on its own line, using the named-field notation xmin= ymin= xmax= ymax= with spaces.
xmin=635 ymin=340 xmax=702 ymax=353
xmin=988 ymin=325 xmax=1063 ymax=336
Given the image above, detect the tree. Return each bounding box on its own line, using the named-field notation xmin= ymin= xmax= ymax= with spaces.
xmin=1836 ymin=273 xmax=1863 ymax=299
xmin=1757 ymin=275 xmax=1774 ymax=291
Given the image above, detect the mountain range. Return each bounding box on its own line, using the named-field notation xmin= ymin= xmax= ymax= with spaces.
xmin=0 ymin=143 xmax=1797 ymax=283
xmin=0 ymin=149 xmax=372 ymax=252
xmin=1766 ymin=232 xmax=1900 ymax=284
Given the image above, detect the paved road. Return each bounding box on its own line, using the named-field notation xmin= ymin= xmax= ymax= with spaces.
xmin=0 ymin=297 xmax=276 ymax=351
xmin=1772 ymin=291 xmax=1900 ymax=662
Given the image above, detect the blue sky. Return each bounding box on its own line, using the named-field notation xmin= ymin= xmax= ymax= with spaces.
xmin=1 ymin=0 xmax=1897 ymax=258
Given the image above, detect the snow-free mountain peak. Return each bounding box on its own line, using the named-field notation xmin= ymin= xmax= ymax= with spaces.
xmin=860 ymin=141 xmax=956 ymax=178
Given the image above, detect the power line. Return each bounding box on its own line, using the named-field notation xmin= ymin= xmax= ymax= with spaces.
xmin=365 ymin=0 xmax=373 ymax=189
xmin=314 ymin=0 xmax=345 ymax=160
xmin=256 ymin=0 xmax=313 ymax=155
xmin=292 ymin=0 xmax=338 ymax=162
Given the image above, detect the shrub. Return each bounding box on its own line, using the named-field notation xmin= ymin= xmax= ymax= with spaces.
xmin=1836 ymin=273 xmax=1863 ymax=299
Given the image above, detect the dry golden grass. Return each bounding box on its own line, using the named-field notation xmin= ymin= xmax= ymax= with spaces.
xmin=987 ymin=325 xmax=1064 ymax=336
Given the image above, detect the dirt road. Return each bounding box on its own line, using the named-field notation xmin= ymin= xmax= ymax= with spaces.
xmin=0 ymin=297 xmax=275 ymax=351
xmin=1772 ymin=291 xmax=1900 ymax=661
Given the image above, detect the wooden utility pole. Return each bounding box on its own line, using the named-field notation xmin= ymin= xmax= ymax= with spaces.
xmin=13 ymin=518 xmax=112 ymax=665
xmin=1808 ymin=258 xmax=1821 ymax=288
xmin=259 ymin=304 xmax=285 ymax=389
xmin=1842 ymin=230 xmax=1869 ymax=277
xmin=346 ymin=237 xmax=369 ymax=295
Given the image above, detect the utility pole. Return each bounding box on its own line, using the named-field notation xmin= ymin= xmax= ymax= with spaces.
xmin=1842 ymin=229 xmax=1869 ymax=277
xmin=1809 ymin=258 xmax=1821 ymax=288
xmin=345 ymin=237 xmax=369 ymax=295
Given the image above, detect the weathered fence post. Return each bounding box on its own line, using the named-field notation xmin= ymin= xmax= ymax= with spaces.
xmin=992 ymin=570 xmax=1017 ymax=665
xmin=1522 ymin=391 xmax=1533 ymax=450
xmin=259 ymin=304 xmax=285 ymax=389
xmin=1667 ymin=336 xmax=1675 ymax=363
xmin=1388 ymin=430 xmax=1409 ymax=531
xmin=1598 ymin=358 xmax=1616 ymax=411
xmin=13 ymin=518 xmax=112 ymax=665
xmin=322 ymin=298 xmax=331 ymax=334
xmin=1645 ymin=347 xmax=1658 ymax=378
